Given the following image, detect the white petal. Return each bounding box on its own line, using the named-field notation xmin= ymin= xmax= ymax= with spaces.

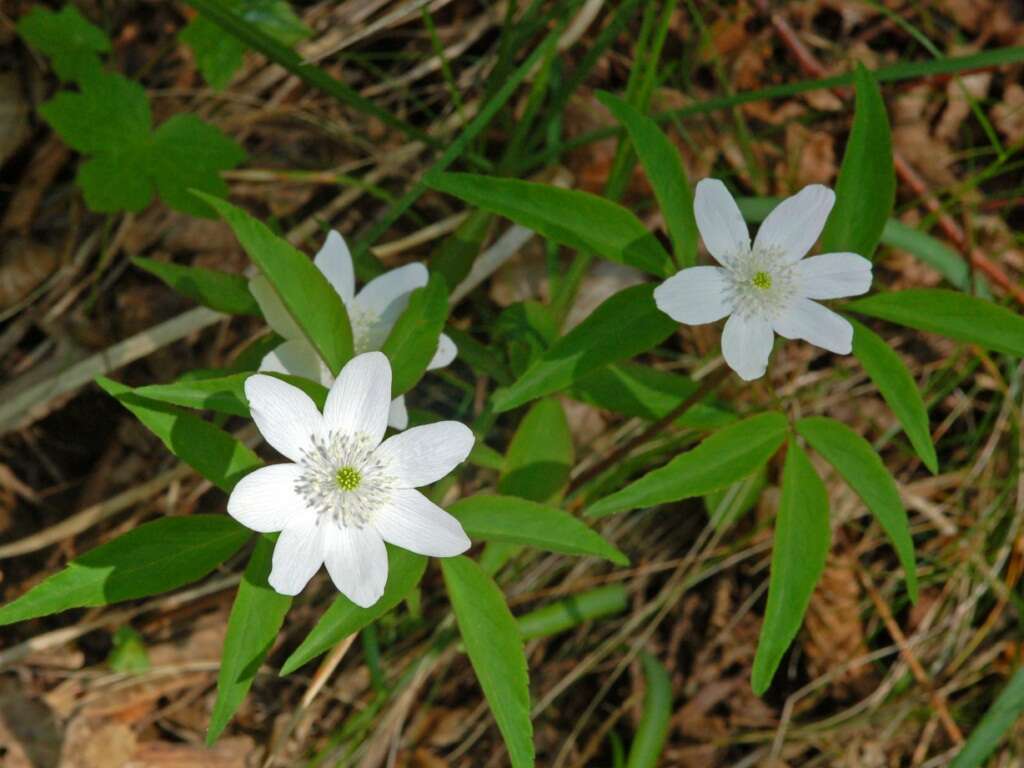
xmin=721 ymin=313 xmax=774 ymax=381
xmin=772 ymin=297 xmax=853 ymax=354
xmin=269 ymin=522 xmax=324 ymax=596
xmin=323 ymin=524 xmax=388 ymax=608
xmin=753 ymin=185 xmax=835 ymax=263
xmin=797 ymin=252 xmax=873 ymax=300
xmin=694 ymin=178 xmax=750 ymax=265
xmin=388 ymin=396 xmax=409 ymax=430
xmin=323 ymin=351 xmax=391 ymax=443
xmin=259 ymin=339 xmax=332 ymax=385
xmin=376 ymin=421 xmax=474 ymax=488
xmin=227 ymin=463 xmax=310 ymax=533
xmin=374 ymin=488 xmax=470 ymax=558
xmin=314 ymin=230 xmax=356 ymax=304
xmin=653 ymin=266 xmax=734 ymax=325
xmin=248 ymin=274 xmax=303 ymax=340
xmin=245 ymin=374 xmax=322 ymax=462
xmin=352 ymin=263 xmax=428 ymax=320
xmin=426 ymin=333 xmax=457 ymax=371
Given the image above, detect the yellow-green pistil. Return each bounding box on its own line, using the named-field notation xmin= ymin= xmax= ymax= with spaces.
xmin=751 ymin=271 xmax=772 ymax=290
xmin=335 ymin=465 xmax=361 ymax=491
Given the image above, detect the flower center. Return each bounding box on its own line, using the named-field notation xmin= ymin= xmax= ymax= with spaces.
xmin=722 ymin=246 xmax=799 ymax=320
xmin=751 ymin=271 xmax=772 ymax=289
xmin=347 ymin=305 xmax=387 ymax=354
xmin=294 ymin=431 xmax=394 ymax=528
xmin=335 ymin=465 xmax=361 ymax=491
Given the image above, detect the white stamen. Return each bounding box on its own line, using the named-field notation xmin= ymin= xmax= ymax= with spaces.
xmin=723 ymin=245 xmax=799 ymax=320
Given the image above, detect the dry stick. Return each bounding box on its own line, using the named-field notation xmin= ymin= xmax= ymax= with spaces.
xmin=757 ymin=0 xmax=1024 ymax=307
xmin=567 ymin=364 xmax=730 ymax=495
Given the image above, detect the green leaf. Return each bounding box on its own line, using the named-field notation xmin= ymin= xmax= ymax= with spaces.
xmin=198 ymin=194 xmax=354 ymax=374
xmin=132 ymin=372 xmax=328 ymax=418
xmin=0 ymin=515 xmax=250 ymax=625
xmin=180 ymin=16 xmax=245 ymax=90
xmin=97 ymin=377 xmax=262 ymax=491
xmin=881 ymin=219 xmax=971 ymax=290
xmin=208 ymin=535 xmax=291 ymax=744
xmin=597 ymin=91 xmax=696 ymax=267
xmin=279 ymin=547 xmax=426 ymax=675
xmin=569 ymin=362 xmax=734 ymax=429
xmin=493 ymin=284 xmax=677 ymax=413
xmin=39 ymin=72 xmax=151 ymax=154
xmin=849 ymin=318 xmax=937 ymax=473
xmin=442 ymin=556 xmax=533 ymax=768
xmin=796 ymin=417 xmax=918 ymax=603
xmin=705 ymin=467 xmax=767 ymax=532
xmin=427 ymin=172 xmax=673 ymax=278
xmin=499 ymin=398 xmax=573 ymax=503
xmin=950 ymin=667 xmax=1024 ymax=768
xmin=625 ymin=653 xmax=673 ymax=768
xmin=449 ymin=495 xmax=628 ymax=566
xmin=108 ymin=627 xmax=150 ymax=673
xmin=133 ymin=257 xmax=261 ymax=316
xmin=381 ymin=274 xmax=449 ymax=396
xmin=751 ymin=440 xmax=830 ymax=695
xmin=588 ymin=412 xmax=788 ymax=518
xmin=516 ymin=585 xmax=628 ymax=640
xmin=849 ymin=289 xmax=1024 ymax=357
xmin=820 ymin=64 xmax=894 ymax=259
xmin=17 ymin=5 xmax=109 ymax=84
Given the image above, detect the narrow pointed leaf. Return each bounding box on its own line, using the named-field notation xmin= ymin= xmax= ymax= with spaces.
xmin=442 ymin=556 xmax=533 ymax=768
xmin=427 ymin=172 xmax=673 ymax=277
xmin=499 ymin=398 xmax=573 ymax=503
xmin=208 ymin=535 xmax=291 ymax=744
xmin=797 ymin=416 xmax=918 ymax=603
xmin=134 ymin=257 xmax=260 ymax=316
xmin=950 ymin=667 xmax=1024 ymax=768
xmin=381 ymin=274 xmax=449 ymax=396
xmin=516 ymin=585 xmax=628 ymax=640
xmin=134 ymin=372 xmax=328 ymax=418
xmin=626 ymin=653 xmax=673 ymax=768
xmin=588 ymin=412 xmax=788 ymax=518
xmin=751 ymin=440 xmax=830 ymax=694
xmin=0 ymin=516 xmax=250 ymax=625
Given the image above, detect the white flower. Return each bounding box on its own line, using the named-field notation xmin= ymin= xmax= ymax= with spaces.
xmin=249 ymin=231 xmax=458 ymax=429
xmin=228 ymin=351 xmax=473 ymax=605
xmin=653 ymin=179 xmax=873 ymax=381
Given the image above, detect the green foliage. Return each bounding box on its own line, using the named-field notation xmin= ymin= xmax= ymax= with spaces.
xmin=493 ymin=285 xmax=677 ymax=413
xmin=588 ymin=412 xmax=788 ymax=518
xmin=516 ymin=585 xmax=628 ymax=640
xmin=448 ymin=495 xmax=628 ymax=565
xmin=17 ymin=5 xmax=109 ymax=84
xmin=597 ymin=91 xmax=697 ymax=267
xmin=849 ymin=319 xmax=938 ymax=473
xmin=950 ymin=667 xmax=1024 ymax=768
xmin=751 ymin=440 xmax=830 ymax=695
xmin=820 ymin=64 xmax=895 ymax=259
xmin=381 ymin=274 xmax=450 ymax=396
xmin=208 ymin=536 xmax=292 ymax=744
xmin=796 ymin=417 xmax=918 ymax=602
xmin=849 ymin=289 xmax=1024 ymax=357
xmin=181 ymin=0 xmax=311 ymax=89
xmin=626 ymin=653 xmax=672 ymax=768
xmin=0 ymin=516 xmax=250 ymax=626
xmin=427 ymin=172 xmax=674 ymax=277
xmin=442 ymin=556 xmax=534 ymax=768
xmin=133 ymin=257 xmax=261 ymax=316
xmin=280 ymin=547 xmax=426 ymax=675
xmin=132 ymin=372 xmax=327 ymax=417
xmin=108 ymin=627 xmax=150 ymax=673
xmin=200 ymin=194 xmax=354 ymax=374
xmin=499 ymin=398 xmax=573 ymax=503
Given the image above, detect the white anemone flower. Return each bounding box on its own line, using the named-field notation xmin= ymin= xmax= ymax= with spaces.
xmin=249 ymin=230 xmax=457 ymax=430
xmin=653 ymin=179 xmax=873 ymax=381
xmin=228 ymin=351 xmax=473 ymax=605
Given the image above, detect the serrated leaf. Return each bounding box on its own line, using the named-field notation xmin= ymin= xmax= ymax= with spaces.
xmin=448 ymin=495 xmax=628 ymax=566
xmin=427 ymin=172 xmax=673 ymax=277
xmin=493 ymin=284 xmax=677 ymax=413
xmin=17 ymin=5 xmax=109 ymax=84
xmin=499 ymin=398 xmax=573 ymax=503
xmin=279 ymin=546 xmax=426 ymax=675
xmin=0 ymin=515 xmax=250 ymax=626
xmin=98 ymin=377 xmax=262 ymax=491
xmin=820 ymin=64 xmax=894 ymax=259
xmin=77 ymin=148 xmax=155 ymax=212
xmin=796 ymin=416 xmax=918 ymax=603
xmin=134 ymin=257 xmax=260 ymax=316
xmin=208 ymin=535 xmax=291 ymax=744
xmin=597 ymin=91 xmax=696 ymax=267
xmin=199 ymin=194 xmax=354 ymax=374
xmin=751 ymin=440 xmax=830 ymax=695
xmin=588 ymin=412 xmax=788 ymax=518
xmin=442 ymin=556 xmax=534 ymax=768
xmin=849 ymin=318 xmax=937 ymax=473
xmin=381 ymin=274 xmax=449 ymax=396
xmin=849 ymin=289 xmax=1024 ymax=357
xmin=39 ymin=72 xmax=150 ymax=154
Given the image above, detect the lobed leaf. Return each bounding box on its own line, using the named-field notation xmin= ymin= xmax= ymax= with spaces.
xmin=17 ymin=5 xmax=109 ymax=84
